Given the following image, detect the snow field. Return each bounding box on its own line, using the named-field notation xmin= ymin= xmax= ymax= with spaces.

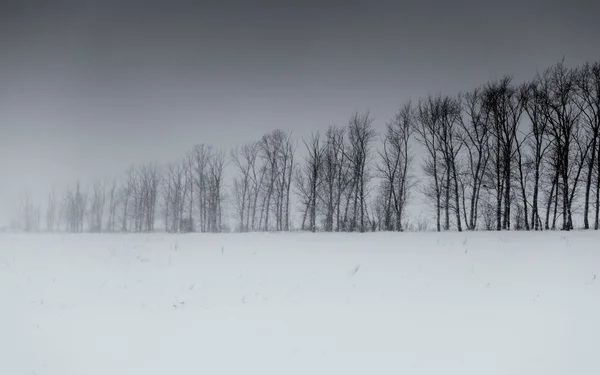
xmin=1 ymin=231 xmax=599 ymax=375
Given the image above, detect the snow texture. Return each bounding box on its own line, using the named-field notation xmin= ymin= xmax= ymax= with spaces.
xmin=1 ymin=231 xmax=599 ymax=374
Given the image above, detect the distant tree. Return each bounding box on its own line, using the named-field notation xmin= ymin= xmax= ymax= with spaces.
xmin=543 ymin=145 xmax=561 ymax=230
xmin=191 ymin=145 xmax=212 ymax=232
xmin=21 ymin=191 xmax=41 ymax=232
xmin=520 ymin=79 xmax=552 ymax=230
xmin=46 ymin=188 xmax=58 ymax=231
xmin=21 ymin=57 xmax=600 ymax=235
xmin=297 ymin=132 xmax=325 ymax=232
xmin=120 ymin=167 xmax=135 ymax=232
xmin=184 ymin=151 xmax=196 ymax=231
xmin=514 ymin=124 xmax=532 ymax=231
xmin=483 ymin=76 xmax=525 ymax=230
xmin=413 ymin=96 xmax=444 ymax=232
xmin=258 ymin=130 xmax=295 ymax=231
xmin=458 ymin=88 xmax=491 ymax=230
xmin=320 ymin=125 xmax=351 ymax=232
xmin=438 ymin=96 xmax=464 ymax=232
xmin=377 ymin=102 xmax=414 ymax=231
xmin=231 ymin=141 xmax=261 ymax=232
xmin=66 ymin=181 xmax=86 ymax=233
xmin=575 ymin=62 xmax=600 ymax=229
xmin=345 ymin=111 xmax=376 ymax=232
xmin=540 ymin=62 xmax=588 ymax=230
xmin=88 ymin=179 xmax=106 ymax=232
xmin=56 ymin=191 xmax=67 ymax=231
xmin=141 ymin=164 xmax=161 ymax=232
xmin=207 ymin=149 xmax=226 ymax=232
xmin=123 ymin=164 xmax=161 ymax=233
xmin=106 ymin=179 xmax=119 ymax=232
xmin=163 ymin=161 xmax=186 ymax=232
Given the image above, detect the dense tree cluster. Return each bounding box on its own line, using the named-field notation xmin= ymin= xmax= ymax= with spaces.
xmin=15 ymin=60 xmax=600 ymax=233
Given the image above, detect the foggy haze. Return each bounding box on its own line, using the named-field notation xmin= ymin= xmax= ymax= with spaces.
xmin=1 ymin=0 xmax=599 ymax=226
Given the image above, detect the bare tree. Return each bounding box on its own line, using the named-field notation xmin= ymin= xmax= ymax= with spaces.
xmin=540 ymin=62 xmax=588 ymax=230
xmin=56 ymin=191 xmax=67 ymax=231
xmin=257 ymin=130 xmax=295 ymax=231
xmin=88 ymin=179 xmax=106 ymax=232
xmin=190 ymin=145 xmax=206 ymax=232
xmin=184 ymin=151 xmax=196 ymax=231
xmin=22 ymin=57 xmax=600 ymax=235
xmin=231 ymin=142 xmax=261 ymax=232
xmin=106 ymin=179 xmax=119 ymax=232
xmin=297 ymin=132 xmax=325 ymax=232
xmin=140 ymin=164 xmax=161 ymax=232
xmin=294 ymin=163 xmax=311 ymax=231
xmin=520 ymin=79 xmax=552 ymax=230
xmin=321 ymin=125 xmax=351 ymax=232
xmin=377 ymin=102 xmax=414 ymax=231
xmin=413 ymin=96 xmax=443 ymax=231
xmin=46 ymin=188 xmax=58 ymax=231
xmin=163 ymin=161 xmax=187 ymax=232
xmin=122 ymin=164 xmax=162 ymax=233
xmin=207 ymin=149 xmax=226 ymax=232
xmin=66 ymin=181 xmax=87 ymax=233
xmin=120 ymin=167 xmax=135 ymax=232
xmin=483 ymin=76 xmax=525 ymax=230
xmin=21 ymin=191 xmax=41 ymax=232
xmin=282 ymin=134 xmax=296 ymax=231
xmin=543 ymin=145 xmax=561 ymax=230
xmin=439 ymin=96 xmax=464 ymax=232
xmin=258 ymin=133 xmax=277 ymax=231
xmin=345 ymin=111 xmax=376 ymax=232
xmin=575 ymin=62 xmax=600 ymax=229
xmin=458 ymin=88 xmax=491 ymax=230
xmin=128 ymin=167 xmax=142 ymax=232
xmin=514 ymin=124 xmax=532 ymax=230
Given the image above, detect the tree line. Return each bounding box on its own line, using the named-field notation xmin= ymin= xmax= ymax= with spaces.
xmin=14 ymin=59 xmax=600 ymax=233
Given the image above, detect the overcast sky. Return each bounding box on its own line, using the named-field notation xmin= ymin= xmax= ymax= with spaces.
xmin=1 ymin=0 xmax=599 ymax=226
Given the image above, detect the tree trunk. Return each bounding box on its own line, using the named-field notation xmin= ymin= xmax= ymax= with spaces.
xmin=596 ymin=139 xmax=600 ymax=229
xmin=496 ymin=144 xmax=502 ymax=231
xmin=433 ymin=154 xmax=441 ymax=232
xmin=452 ymin=162 xmax=462 ymax=232
xmin=562 ymin=149 xmax=570 ymax=231
xmin=517 ymin=147 xmax=530 ymax=231
xmin=584 ymin=136 xmax=597 ymax=229
xmin=553 ymin=170 xmax=560 ymax=230
xmin=503 ymin=151 xmax=511 ymax=230
xmin=444 ymin=167 xmax=450 ymax=230
xmin=531 ymin=163 xmax=540 ymax=230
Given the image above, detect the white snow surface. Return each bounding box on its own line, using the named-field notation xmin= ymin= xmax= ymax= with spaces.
xmin=1 ymin=231 xmax=599 ymax=375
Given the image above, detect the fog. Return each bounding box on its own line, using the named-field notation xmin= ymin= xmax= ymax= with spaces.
xmin=1 ymin=0 xmax=599 ymax=226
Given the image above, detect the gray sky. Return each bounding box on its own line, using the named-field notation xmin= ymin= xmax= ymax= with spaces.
xmin=1 ymin=0 xmax=599 ymax=226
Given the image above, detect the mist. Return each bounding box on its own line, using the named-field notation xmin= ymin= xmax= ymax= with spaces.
xmin=1 ymin=0 xmax=599 ymax=227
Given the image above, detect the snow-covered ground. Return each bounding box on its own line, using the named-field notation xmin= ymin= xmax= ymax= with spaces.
xmin=1 ymin=231 xmax=599 ymax=375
